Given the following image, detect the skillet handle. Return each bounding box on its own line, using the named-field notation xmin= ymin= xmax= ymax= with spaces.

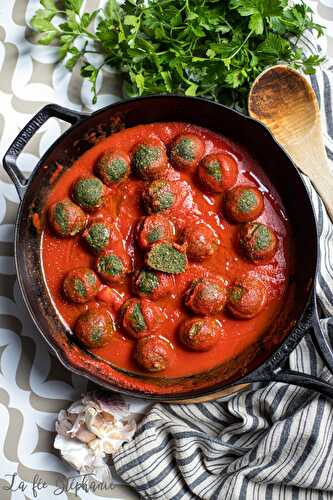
xmin=245 ymin=368 xmax=333 ymax=400
xmin=243 ymin=289 xmax=333 ymax=399
xmin=2 ymin=104 xmax=88 ymax=200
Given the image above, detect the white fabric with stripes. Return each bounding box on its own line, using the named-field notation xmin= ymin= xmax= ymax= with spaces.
xmin=113 ymin=34 xmax=333 ymax=500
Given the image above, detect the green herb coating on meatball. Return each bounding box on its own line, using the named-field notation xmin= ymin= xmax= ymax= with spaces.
xmin=97 ymin=254 xmax=124 ymax=276
xmin=130 ymin=303 xmax=146 ymax=332
xmin=198 ymin=282 xmax=221 ymax=301
xmin=156 ymin=191 xmax=174 ymax=211
xmin=73 ymin=278 xmax=87 ymax=298
xmin=103 ymin=158 xmax=127 ymax=182
xmin=238 ymin=190 xmax=257 ymax=213
xmin=147 ymin=182 xmax=175 ymax=212
xmin=54 ymin=202 xmax=68 ymax=234
xmin=173 ymin=138 xmax=195 ymax=161
xmin=85 ymin=223 xmax=110 ymax=253
xmin=206 ymin=160 xmax=222 ymax=181
xmin=147 ymin=226 xmax=163 ymax=243
xmin=91 ymin=326 xmax=103 ymax=344
xmin=137 ymin=270 xmax=159 ymax=294
xmin=229 ymin=285 xmax=244 ymax=302
xmin=133 ymin=145 xmax=161 ymax=175
xmin=147 ymin=243 xmax=186 ymax=274
xmin=255 ymin=225 xmax=272 ymax=250
xmin=86 ymin=270 xmax=98 ymax=286
xmin=188 ymin=321 xmax=203 ymax=339
xmin=73 ymin=177 xmax=104 ymax=209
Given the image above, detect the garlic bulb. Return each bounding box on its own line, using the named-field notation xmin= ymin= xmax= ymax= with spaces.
xmin=54 ymin=391 xmax=136 ymax=483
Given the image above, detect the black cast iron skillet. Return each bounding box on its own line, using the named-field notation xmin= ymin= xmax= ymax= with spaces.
xmin=3 ymin=95 xmax=333 ymax=402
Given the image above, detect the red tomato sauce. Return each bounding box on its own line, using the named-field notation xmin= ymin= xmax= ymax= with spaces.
xmin=41 ymin=122 xmax=291 ymax=379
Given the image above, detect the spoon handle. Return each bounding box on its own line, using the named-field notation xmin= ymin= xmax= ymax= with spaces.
xmin=287 ymin=131 xmax=333 ymax=222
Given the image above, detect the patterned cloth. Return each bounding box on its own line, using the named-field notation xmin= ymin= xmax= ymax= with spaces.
xmin=113 ymin=43 xmax=333 ymax=500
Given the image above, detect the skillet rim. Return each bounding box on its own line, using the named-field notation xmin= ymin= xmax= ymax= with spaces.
xmin=11 ymin=94 xmax=319 ymax=400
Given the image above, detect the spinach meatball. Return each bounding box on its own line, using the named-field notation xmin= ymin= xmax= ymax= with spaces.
xmin=185 ymin=222 xmax=219 ymax=261
xmin=133 ymin=269 xmax=174 ymax=300
xmin=227 ymin=276 xmax=266 ymax=319
xmin=179 ymin=318 xmax=221 ymax=352
xmin=75 ymin=308 xmax=114 ymax=348
xmin=198 ymin=152 xmax=238 ymax=193
xmin=146 ymin=242 xmax=187 ymax=274
xmin=96 ymin=251 xmax=130 ymax=284
xmin=72 ymin=176 xmax=105 ymax=211
xmin=82 ymin=221 xmax=111 ymax=254
xmin=142 ymin=180 xmax=176 ymax=214
xmin=132 ymin=138 xmax=168 ymax=180
xmin=48 ymin=198 xmax=86 ymax=237
xmin=120 ymin=298 xmax=163 ymax=339
xmin=225 ymin=185 xmax=264 ymax=223
xmin=95 ymin=150 xmax=130 ymax=186
xmin=135 ymin=335 xmax=174 ymax=372
xmin=170 ymin=133 xmax=204 ymax=171
xmin=239 ymin=222 xmax=278 ymax=263
xmin=136 ymin=214 xmax=175 ymax=249
xmin=185 ymin=278 xmax=226 ymax=315
xmin=63 ymin=267 xmax=100 ymax=304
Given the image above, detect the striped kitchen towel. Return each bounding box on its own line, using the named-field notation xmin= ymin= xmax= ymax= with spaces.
xmin=113 ymin=38 xmax=333 ymax=500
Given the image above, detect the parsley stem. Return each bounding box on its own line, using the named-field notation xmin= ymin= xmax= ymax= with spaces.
xmin=229 ymin=30 xmax=253 ymax=61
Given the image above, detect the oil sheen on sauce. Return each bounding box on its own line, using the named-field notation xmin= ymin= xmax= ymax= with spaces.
xmin=41 ymin=122 xmax=291 ymax=379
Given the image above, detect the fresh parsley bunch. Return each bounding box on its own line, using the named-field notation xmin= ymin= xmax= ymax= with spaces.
xmin=31 ymin=0 xmax=324 ymax=106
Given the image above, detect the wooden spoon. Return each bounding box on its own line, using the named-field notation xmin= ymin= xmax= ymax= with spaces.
xmin=248 ymin=64 xmax=333 ymax=222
